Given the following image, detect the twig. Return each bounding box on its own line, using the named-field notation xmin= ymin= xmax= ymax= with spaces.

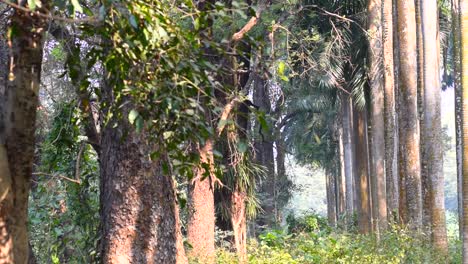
xmin=75 ymin=142 xmax=85 ymax=182
xmin=32 ymin=172 xmax=81 ymax=184
xmin=232 ymin=16 xmax=259 ymax=42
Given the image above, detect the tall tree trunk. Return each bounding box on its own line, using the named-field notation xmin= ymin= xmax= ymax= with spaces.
xmin=396 ymin=0 xmax=423 ymax=229
xmin=187 ymin=139 xmax=215 ymax=262
xmin=326 ymin=170 xmax=338 ymax=227
xmin=353 ymin=106 xmax=372 ymax=234
xmin=337 ymin=121 xmax=347 ymax=225
xmin=452 ymin=0 xmax=463 ymax=241
xmin=368 ymin=0 xmax=388 ymax=235
xmin=99 ymin=103 xmax=187 ymax=263
xmin=253 ymin=74 xmax=276 ymax=229
xmin=415 ymin=0 xmax=431 ymax=229
xmin=340 ymin=93 xmax=355 ymax=222
xmin=0 ymin=5 xmax=48 ymax=263
xmin=383 ymin=0 xmax=398 ymax=221
xmin=460 ymin=0 xmax=468 ymax=262
xmin=420 ymin=0 xmax=448 ymax=253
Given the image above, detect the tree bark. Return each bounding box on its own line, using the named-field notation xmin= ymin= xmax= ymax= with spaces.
xmin=452 ymin=0 xmax=463 ymax=241
xmin=0 ymin=5 xmax=48 ymax=263
xmin=231 ymin=188 xmax=247 ymax=262
xmin=253 ymin=74 xmax=276 ymax=229
xmin=337 ymin=121 xmax=347 ymax=225
xmin=415 ymin=0 xmax=431 ymax=229
xmin=383 ymin=0 xmax=398 ymax=221
xmin=460 ymin=0 xmax=468 ymax=262
xmin=187 ymin=140 xmax=215 ymax=262
xmin=396 ymin=0 xmax=423 ymax=229
xmin=340 ymin=92 xmax=355 ymax=223
xmin=326 ymin=170 xmax=338 ymax=227
xmin=420 ymin=0 xmax=448 ymax=253
xmin=368 ymin=0 xmax=388 ymax=235
xmin=353 ymin=106 xmax=372 ymax=234
xmin=99 ymin=103 xmax=187 ymax=264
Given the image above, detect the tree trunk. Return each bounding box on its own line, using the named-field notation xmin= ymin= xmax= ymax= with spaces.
xmin=460 ymin=0 xmax=468 ymax=262
xmin=368 ymin=0 xmax=388 ymax=235
xmin=340 ymin=93 xmax=355 ymax=222
xmin=383 ymin=0 xmax=398 ymax=221
xmin=415 ymin=0 xmax=431 ymax=229
xmin=187 ymin=140 xmax=215 ymax=262
xmin=396 ymin=0 xmax=423 ymax=230
xmin=353 ymin=106 xmax=372 ymax=234
xmin=99 ymin=104 xmax=187 ymax=264
xmin=253 ymin=74 xmax=276 ymax=229
xmin=231 ymin=189 xmax=247 ymax=263
xmin=452 ymin=0 xmax=463 ymax=241
xmin=326 ymin=171 xmax=338 ymax=227
xmin=420 ymin=0 xmax=448 ymax=253
xmin=337 ymin=122 xmax=347 ymax=225
xmin=0 ymin=5 xmax=48 ymax=263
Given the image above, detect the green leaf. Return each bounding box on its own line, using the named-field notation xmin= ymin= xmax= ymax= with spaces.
xmin=135 ymin=116 xmax=144 ymax=132
xmin=129 ymin=15 xmax=138 ymax=29
xmin=28 ymin=0 xmax=39 ymax=10
xmin=128 ymin=109 xmax=139 ymax=125
xmin=278 ymin=61 xmax=286 ymax=76
xmin=71 ymin=0 xmax=83 ymax=13
xmin=237 ymin=141 xmax=248 ymax=153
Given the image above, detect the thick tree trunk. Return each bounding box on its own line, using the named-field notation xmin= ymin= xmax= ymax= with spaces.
xmin=187 ymin=140 xmax=215 ymax=262
xmin=340 ymin=93 xmax=355 ymax=222
xmin=383 ymin=0 xmax=398 ymax=220
xmin=420 ymin=0 xmax=448 ymax=253
xmin=353 ymin=106 xmax=372 ymax=234
xmin=396 ymin=0 xmax=423 ymax=229
xmin=368 ymin=0 xmax=388 ymax=235
xmin=99 ymin=105 xmax=187 ymax=264
xmin=0 ymin=5 xmax=48 ymax=263
xmin=460 ymin=0 xmax=468 ymax=262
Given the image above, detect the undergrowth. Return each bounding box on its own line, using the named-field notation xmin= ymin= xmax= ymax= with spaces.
xmin=198 ymin=212 xmax=462 ymax=264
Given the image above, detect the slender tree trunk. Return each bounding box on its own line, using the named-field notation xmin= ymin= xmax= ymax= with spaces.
xmin=396 ymin=0 xmax=423 ymax=229
xmin=187 ymin=140 xmax=215 ymax=262
xmin=460 ymin=0 xmax=468 ymax=262
xmin=354 ymin=106 xmax=372 ymax=234
xmin=0 ymin=5 xmax=48 ymax=263
xmin=326 ymin=171 xmax=338 ymax=227
xmin=337 ymin=121 xmax=347 ymax=225
xmin=452 ymin=0 xmax=463 ymax=241
xmin=99 ymin=102 xmax=187 ymax=264
xmin=420 ymin=0 xmax=448 ymax=253
xmin=231 ymin=188 xmax=247 ymax=262
xmin=368 ymin=0 xmax=388 ymax=235
xmin=340 ymin=93 xmax=355 ymax=222
xmin=253 ymin=74 xmax=276 ymax=229
xmin=415 ymin=0 xmax=432 ymax=229
xmin=383 ymin=0 xmax=398 ymax=221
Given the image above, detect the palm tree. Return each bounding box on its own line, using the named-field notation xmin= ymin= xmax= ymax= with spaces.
xmin=420 ymin=0 xmax=448 ymax=253
xmin=396 ymin=0 xmax=423 ymax=229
